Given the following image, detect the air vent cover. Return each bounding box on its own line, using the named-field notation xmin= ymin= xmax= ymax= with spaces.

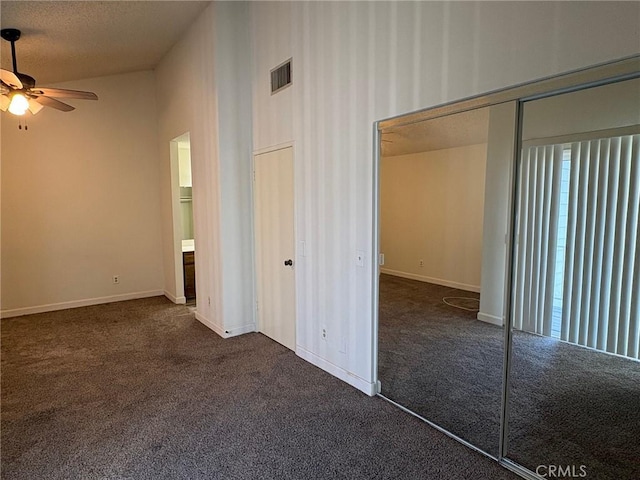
xmin=271 ymin=59 xmax=292 ymax=94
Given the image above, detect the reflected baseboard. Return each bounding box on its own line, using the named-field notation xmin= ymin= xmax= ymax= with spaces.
xmin=477 ymin=312 xmax=503 ymax=326
xmin=380 ymin=268 xmax=481 ymax=293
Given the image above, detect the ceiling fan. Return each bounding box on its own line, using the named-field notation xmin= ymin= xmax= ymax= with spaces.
xmin=1 ymin=28 xmax=98 ymax=116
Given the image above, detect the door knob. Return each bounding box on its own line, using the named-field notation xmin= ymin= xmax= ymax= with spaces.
xmin=284 ymin=259 xmax=293 ymax=267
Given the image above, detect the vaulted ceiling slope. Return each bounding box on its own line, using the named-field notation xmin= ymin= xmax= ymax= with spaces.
xmin=0 ymin=1 xmax=211 ymax=85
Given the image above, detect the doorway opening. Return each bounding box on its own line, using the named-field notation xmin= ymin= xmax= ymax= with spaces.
xmin=170 ymin=132 xmax=196 ymax=306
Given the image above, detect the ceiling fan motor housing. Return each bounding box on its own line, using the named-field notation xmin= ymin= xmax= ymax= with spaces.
xmin=0 ymin=28 xmax=21 ymax=43
xmin=17 ymin=73 xmax=35 ymax=89
xmin=1 ymin=29 xmax=34 ymax=87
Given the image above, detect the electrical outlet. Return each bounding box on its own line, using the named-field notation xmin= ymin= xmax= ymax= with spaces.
xmin=321 ymin=328 xmax=327 ymax=340
xmin=113 ymin=275 xmax=120 ymax=284
xmin=208 ymin=296 xmax=211 ymax=306
xmin=419 ymin=259 xmax=424 ymax=267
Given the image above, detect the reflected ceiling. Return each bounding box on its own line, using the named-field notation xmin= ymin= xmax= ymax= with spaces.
xmin=381 ymin=107 xmax=489 ymax=157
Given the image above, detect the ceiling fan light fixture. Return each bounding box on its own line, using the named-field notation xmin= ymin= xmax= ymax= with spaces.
xmin=8 ymin=92 xmax=29 ymax=115
xmin=28 ymin=99 xmax=44 ymax=115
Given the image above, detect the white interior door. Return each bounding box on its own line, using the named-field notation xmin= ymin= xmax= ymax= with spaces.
xmin=254 ymin=147 xmax=296 ymax=350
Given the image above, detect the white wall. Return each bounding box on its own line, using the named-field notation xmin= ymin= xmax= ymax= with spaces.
xmin=478 ymin=102 xmax=518 ymax=327
xmin=156 ymin=2 xmax=255 ymax=336
xmin=251 ymin=1 xmax=293 ymax=150
xmin=178 ymin=141 xmax=194 ymax=241
xmin=380 ymin=144 xmax=487 ymax=292
xmin=214 ymin=1 xmax=255 ymax=335
xmin=178 ymin=144 xmax=192 ymax=187
xmin=1 ymin=71 xmax=164 ymax=316
xmin=522 ymin=78 xmax=640 ymax=141
xmin=249 ymin=1 xmax=640 ymax=394
xmin=155 ymin=3 xmax=223 ymax=329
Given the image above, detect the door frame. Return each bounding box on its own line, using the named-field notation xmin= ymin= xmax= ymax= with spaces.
xmin=252 ymin=141 xmax=298 ymax=348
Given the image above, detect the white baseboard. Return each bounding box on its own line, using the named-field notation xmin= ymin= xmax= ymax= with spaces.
xmin=296 ymin=346 xmax=376 ymax=396
xmin=0 ymin=290 xmax=165 ymax=319
xmin=380 ymin=268 xmax=480 ymax=293
xmin=477 ymin=312 xmax=503 ymax=326
xmin=164 ymin=291 xmax=186 ymax=305
xmin=195 ymin=312 xmax=228 ymax=338
xmin=195 ymin=313 xmax=255 ymax=339
xmin=225 ymin=323 xmax=257 ymax=337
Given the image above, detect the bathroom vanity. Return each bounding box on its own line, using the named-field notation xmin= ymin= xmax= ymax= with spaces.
xmin=182 ymin=239 xmax=195 ymax=302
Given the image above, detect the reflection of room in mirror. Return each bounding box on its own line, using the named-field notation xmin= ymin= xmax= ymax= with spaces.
xmin=376 ymin=69 xmax=640 ymax=480
xmin=378 ymin=106 xmax=507 ymax=457
xmin=507 ymin=77 xmax=640 ymax=480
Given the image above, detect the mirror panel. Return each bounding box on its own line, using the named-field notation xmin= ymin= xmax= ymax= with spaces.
xmin=506 ymin=78 xmax=640 ymax=479
xmin=378 ymin=106 xmax=508 ymax=457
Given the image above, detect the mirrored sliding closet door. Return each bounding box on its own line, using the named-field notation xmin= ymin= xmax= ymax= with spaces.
xmin=505 ymin=78 xmax=640 ymax=480
xmin=376 ymin=57 xmax=640 ymax=480
xmin=377 ymin=105 xmax=510 ymax=458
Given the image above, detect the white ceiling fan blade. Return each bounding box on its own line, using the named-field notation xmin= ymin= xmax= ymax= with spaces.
xmin=0 ymin=68 xmax=22 ymax=89
xmin=33 ymin=95 xmax=75 ymax=112
xmin=28 ymin=98 xmax=44 ymax=115
xmin=0 ymin=94 xmax=9 ymax=112
xmin=30 ymin=87 xmax=98 ymax=100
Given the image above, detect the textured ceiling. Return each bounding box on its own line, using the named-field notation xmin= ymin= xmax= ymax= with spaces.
xmin=0 ymin=1 xmax=211 ymax=85
xmin=381 ymin=107 xmax=490 ymax=157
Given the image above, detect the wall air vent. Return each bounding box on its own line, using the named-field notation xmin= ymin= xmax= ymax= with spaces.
xmin=270 ymin=58 xmax=292 ymax=95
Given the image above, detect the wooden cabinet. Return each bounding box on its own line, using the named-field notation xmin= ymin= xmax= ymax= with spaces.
xmin=183 ymin=251 xmax=196 ymax=301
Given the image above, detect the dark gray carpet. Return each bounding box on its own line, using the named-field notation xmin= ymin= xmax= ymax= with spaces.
xmin=508 ymin=332 xmax=640 ymax=480
xmin=378 ymin=274 xmax=503 ymax=457
xmin=1 ymin=296 xmax=519 ymax=480
xmin=378 ymin=274 xmax=640 ymax=480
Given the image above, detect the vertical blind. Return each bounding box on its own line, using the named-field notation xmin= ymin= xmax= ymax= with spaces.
xmin=513 ymin=133 xmax=640 ymax=360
